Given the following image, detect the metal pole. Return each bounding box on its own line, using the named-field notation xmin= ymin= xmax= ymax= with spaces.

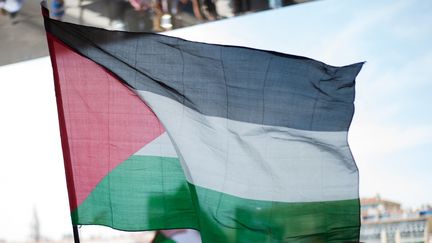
xmin=72 ymin=225 xmax=80 ymax=243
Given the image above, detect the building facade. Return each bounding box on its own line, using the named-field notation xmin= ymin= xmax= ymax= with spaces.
xmin=360 ymin=196 xmax=432 ymax=243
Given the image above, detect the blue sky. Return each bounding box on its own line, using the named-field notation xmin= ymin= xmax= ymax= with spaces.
xmin=168 ymin=0 xmax=432 ymax=206
xmin=0 ymin=0 xmax=431 ymax=240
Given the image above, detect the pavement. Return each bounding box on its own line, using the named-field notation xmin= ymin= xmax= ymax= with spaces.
xmin=0 ymin=0 xmax=115 ymax=66
xmin=0 ymin=0 xmax=191 ymax=66
xmin=0 ymin=1 xmax=48 ymax=66
xmin=0 ymin=0 xmax=308 ymax=66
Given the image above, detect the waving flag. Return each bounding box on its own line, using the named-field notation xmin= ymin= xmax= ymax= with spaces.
xmin=42 ymin=3 xmax=363 ymax=242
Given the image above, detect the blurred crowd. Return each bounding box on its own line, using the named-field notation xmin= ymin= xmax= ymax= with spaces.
xmin=108 ymin=0 xmax=298 ymax=31
xmin=0 ymin=0 xmax=301 ymax=30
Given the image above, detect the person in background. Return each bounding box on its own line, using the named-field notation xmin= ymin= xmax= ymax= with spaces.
xmin=174 ymin=0 xmax=203 ymax=28
xmin=107 ymin=0 xmax=153 ymax=32
xmin=199 ymin=0 xmax=217 ymax=20
xmin=129 ymin=0 xmax=152 ymax=11
xmin=213 ymin=0 xmax=234 ymax=18
xmin=269 ymin=0 xmax=282 ymax=8
xmin=0 ymin=0 xmax=25 ymax=20
xmin=51 ymin=0 xmax=64 ymax=20
xmin=151 ymin=0 xmax=165 ymax=32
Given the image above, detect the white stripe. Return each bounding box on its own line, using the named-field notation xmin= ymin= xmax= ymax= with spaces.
xmin=134 ymin=132 xmax=178 ymax=158
xmin=137 ymin=91 xmax=358 ymax=203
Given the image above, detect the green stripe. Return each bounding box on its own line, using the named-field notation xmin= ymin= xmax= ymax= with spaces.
xmin=72 ymin=156 xmax=198 ymax=230
xmin=72 ymin=155 xmax=360 ymax=242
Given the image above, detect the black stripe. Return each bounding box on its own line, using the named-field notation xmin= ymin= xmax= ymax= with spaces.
xmin=44 ymin=17 xmax=363 ymax=131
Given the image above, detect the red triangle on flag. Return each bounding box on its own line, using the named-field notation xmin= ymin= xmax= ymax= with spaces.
xmin=49 ymin=34 xmax=164 ymax=211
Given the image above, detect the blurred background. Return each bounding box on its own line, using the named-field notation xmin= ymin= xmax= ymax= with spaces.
xmin=0 ymin=0 xmax=310 ymax=66
xmin=1 ymin=0 xmax=431 ymax=242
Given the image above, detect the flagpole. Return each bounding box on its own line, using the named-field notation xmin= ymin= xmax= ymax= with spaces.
xmin=72 ymin=225 xmax=80 ymax=243
xmin=41 ymin=2 xmax=82 ymax=243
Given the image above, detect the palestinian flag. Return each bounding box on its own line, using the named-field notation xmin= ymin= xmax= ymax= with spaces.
xmin=42 ymin=3 xmax=363 ymax=242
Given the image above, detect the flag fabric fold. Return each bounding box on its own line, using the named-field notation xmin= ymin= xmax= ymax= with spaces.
xmin=43 ymin=3 xmax=363 ymax=242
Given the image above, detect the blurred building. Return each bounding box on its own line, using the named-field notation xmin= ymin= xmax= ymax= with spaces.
xmin=360 ymin=195 xmax=432 ymax=243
